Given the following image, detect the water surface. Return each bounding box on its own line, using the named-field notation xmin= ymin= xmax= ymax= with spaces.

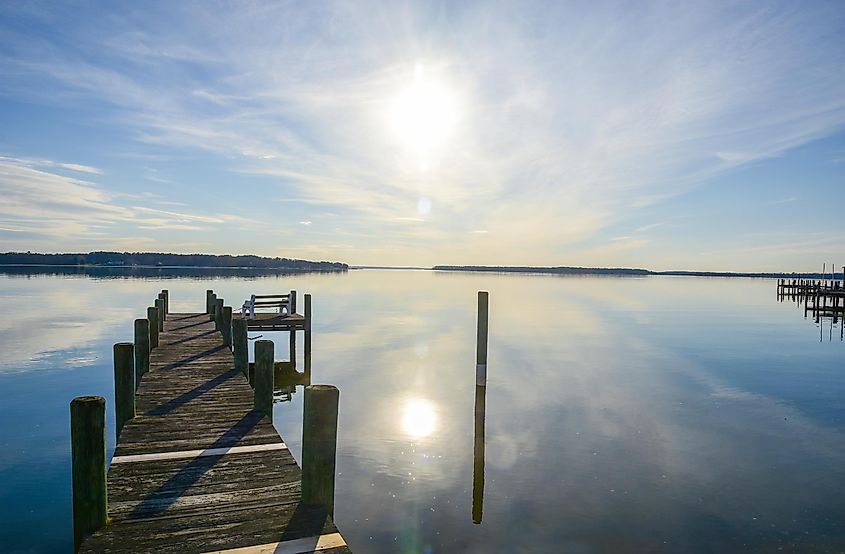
xmin=0 ymin=269 xmax=843 ymax=552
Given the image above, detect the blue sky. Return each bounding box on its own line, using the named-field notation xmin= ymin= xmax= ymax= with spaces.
xmin=0 ymin=1 xmax=843 ymax=271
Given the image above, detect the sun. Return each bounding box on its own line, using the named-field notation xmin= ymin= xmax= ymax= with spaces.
xmin=388 ymin=63 xmax=459 ymax=158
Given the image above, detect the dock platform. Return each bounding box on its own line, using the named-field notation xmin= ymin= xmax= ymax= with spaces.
xmin=77 ymin=301 xmax=350 ymax=553
xmin=244 ymin=312 xmax=307 ymax=331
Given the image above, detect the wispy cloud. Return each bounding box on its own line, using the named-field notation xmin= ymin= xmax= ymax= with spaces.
xmin=0 ymin=155 xmax=103 ymax=175
xmin=0 ymin=157 xmax=253 ymax=249
xmin=0 ymin=2 xmax=843 ymax=264
xmin=769 ymin=196 xmax=797 ymax=205
xmin=634 ymin=223 xmax=665 ymax=233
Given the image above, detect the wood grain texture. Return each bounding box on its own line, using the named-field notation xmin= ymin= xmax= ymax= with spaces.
xmin=80 ymin=312 xmax=350 ymax=554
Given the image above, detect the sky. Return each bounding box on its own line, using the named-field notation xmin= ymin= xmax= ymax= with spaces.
xmin=0 ymin=1 xmax=843 ymax=272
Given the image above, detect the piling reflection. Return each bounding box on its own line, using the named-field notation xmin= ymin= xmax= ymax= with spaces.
xmin=472 ymin=384 xmax=486 ymax=524
xmin=280 ymin=329 xmax=310 ymax=402
xmin=274 ymin=361 xmax=311 ymax=403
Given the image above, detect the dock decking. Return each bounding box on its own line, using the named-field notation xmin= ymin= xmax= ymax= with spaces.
xmin=78 ymin=307 xmax=350 ymax=554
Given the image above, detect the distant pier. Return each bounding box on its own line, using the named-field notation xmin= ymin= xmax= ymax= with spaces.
xmin=777 ymin=276 xmax=845 ymax=322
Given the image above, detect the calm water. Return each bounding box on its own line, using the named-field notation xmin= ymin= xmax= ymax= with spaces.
xmin=0 ymin=269 xmax=843 ymax=553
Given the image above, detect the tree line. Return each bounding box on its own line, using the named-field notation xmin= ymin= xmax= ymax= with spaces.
xmin=0 ymin=251 xmax=348 ymax=271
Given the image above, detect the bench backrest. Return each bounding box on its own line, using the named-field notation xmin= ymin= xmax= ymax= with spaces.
xmin=242 ymin=291 xmax=296 ymax=317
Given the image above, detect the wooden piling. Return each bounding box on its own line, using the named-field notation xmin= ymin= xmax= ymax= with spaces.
xmin=70 ymin=396 xmax=107 ymax=551
xmin=304 ymin=293 xmax=312 ymax=372
xmin=290 ymin=289 xmax=297 ymax=314
xmin=302 ymin=384 xmax=340 ymax=516
xmin=206 ymin=290 xmax=215 ymax=315
xmin=222 ymin=306 xmax=233 ymax=348
xmin=209 ymin=293 xmax=217 ymax=320
xmin=146 ymin=307 xmax=158 ymax=349
xmin=254 ymin=339 xmax=274 ymax=420
xmin=133 ymin=319 xmax=150 ymax=387
xmin=113 ymin=343 xmax=135 ymax=440
xmin=289 ymin=327 xmax=297 ymax=369
xmin=476 ymin=291 xmax=489 ymax=386
xmin=155 ymin=297 xmax=164 ymax=332
xmin=161 ymin=289 xmax=169 ymax=315
xmin=215 ymin=298 xmax=224 ymax=331
xmin=233 ymin=318 xmax=248 ymax=377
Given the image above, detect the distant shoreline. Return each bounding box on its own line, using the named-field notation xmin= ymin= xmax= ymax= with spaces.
xmin=431 ymin=265 xmax=843 ymax=279
xmin=0 ymin=251 xmax=348 ymax=272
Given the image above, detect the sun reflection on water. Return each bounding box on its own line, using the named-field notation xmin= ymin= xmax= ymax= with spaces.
xmin=400 ymin=398 xmax=438 ymax=439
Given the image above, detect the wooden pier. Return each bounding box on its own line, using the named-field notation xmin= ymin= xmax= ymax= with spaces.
xmin=777 ymin=277 xmax=845 ymax=322
xmin=72 ymin=290 xmax=350 ymax=554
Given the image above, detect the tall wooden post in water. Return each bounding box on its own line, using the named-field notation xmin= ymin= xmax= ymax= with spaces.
xmin=476 ymin=291 xmax=489 ymax=386
xmin=471 ymin=291 xmax=490 ymax=523
xmin=70 ymin=396 xmax=107 ymax=551
xmin=113 ymin=343 xmax=135 ymax=439
xmin=302 ymin=385 xmax=340 ymax=516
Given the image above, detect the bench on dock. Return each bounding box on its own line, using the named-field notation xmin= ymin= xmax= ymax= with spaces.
xmin=242 ymin=291 xmax=297 ymax=318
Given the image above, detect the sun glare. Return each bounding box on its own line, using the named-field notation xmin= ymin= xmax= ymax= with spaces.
xmin=400 ymin=398 xmax=438 ymax=439
xmin=388 ymin=63 xmax=459 ymax=158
